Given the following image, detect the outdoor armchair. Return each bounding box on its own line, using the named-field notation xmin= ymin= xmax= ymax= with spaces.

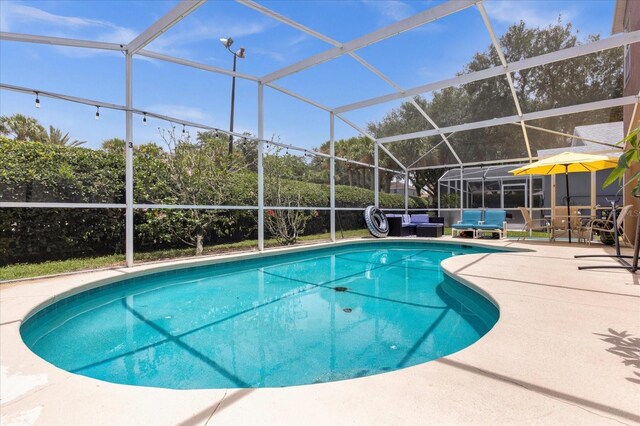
xmin=517 ymin=207 xmax=549 ymax=240
xmin=474 ymin=209 xmax=508 ymax=239
xmin=451 ymin=210 xmax=482 ymax=237
xmin=584 ymin=204 xmax=633 ymax=246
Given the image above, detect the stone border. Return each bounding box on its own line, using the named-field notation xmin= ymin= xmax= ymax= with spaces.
xmin=2 ymin=238 xmax=638 ymax=425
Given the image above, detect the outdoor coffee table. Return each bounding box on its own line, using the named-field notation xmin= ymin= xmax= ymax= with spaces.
xmin=416 ymin=224 xmax=443 ymax=238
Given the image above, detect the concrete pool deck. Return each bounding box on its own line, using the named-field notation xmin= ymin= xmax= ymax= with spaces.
xmin=1 ymin=238 xmax=639 ymax=425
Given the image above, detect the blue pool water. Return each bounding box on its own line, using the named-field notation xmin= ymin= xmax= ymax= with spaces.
xmin=21 ymin=242 xmax=500 ymax=389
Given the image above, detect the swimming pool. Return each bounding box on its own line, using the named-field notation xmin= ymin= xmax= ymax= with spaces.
xmin=21 ymin=241 xmax=501 ymax=389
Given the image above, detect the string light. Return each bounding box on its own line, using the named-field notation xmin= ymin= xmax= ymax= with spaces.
xmin=215 ymin=130 xmax=219 ymax=138
xmin=35 ymin=92 xmax=40 ymax=108
xmin=182 ymin=124 xmax=186 ymax=134
xmin=95 ymin=106 xmax=100 ymax=120
xmin=143 ymin=113 xmax=147 ymax=125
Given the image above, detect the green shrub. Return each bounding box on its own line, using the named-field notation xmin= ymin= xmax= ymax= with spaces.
xmin=1 ymin=138 xmax=425 ymax=264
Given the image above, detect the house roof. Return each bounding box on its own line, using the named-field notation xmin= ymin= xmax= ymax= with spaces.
xmin=537 ymin=122 xmax=623 ymax=158
xmin=571 ymin=122 xmax=624 ymax=147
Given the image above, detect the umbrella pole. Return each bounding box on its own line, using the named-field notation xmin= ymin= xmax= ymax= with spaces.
xmin=565 ymin=166 xmax=571 ymax=243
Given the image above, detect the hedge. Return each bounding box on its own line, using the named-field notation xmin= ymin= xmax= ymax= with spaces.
xmin=0 ymin=139 xmax=428 ymax=264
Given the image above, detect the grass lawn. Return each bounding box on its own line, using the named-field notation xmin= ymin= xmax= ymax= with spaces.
xmin=0 ymin=228 xmax=552 ymax=282
xmin=0 ymin=229 xmax=370 ymax=281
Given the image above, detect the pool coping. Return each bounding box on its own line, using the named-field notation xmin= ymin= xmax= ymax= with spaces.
xmin=1 ymin=237 xmax=639 ymax=425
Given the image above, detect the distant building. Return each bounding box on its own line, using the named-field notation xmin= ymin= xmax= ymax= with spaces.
xmin=389 ymin=180 xmax=417 ymax=196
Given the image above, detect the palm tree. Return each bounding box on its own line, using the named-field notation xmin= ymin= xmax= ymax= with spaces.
xmin=0 ymin=114 xmax=47 ymax=141
xmin=101 ymin=138 xmax=126 ymax=152
xmin=46 ymin=125 xmax=85 ymax=147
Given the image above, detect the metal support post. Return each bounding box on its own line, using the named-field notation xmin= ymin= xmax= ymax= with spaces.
xmin=590 ymin=171 xmax=596 ymax=218
xmin=404 ymin=169 xmax=409 ymax=214
xmin=437 ymin=177 xmax=441 ymax=217
xmin=125 ymin=53 xmax=134 ymax=267
xmin=529 ymin=174 xmax=534 ymax=236
xmin=257 ymin=83 xmax=264 ymax=251
xmin=330 ymin=113 xmax=336 ymax=242
xmin=459 ymin=166 xmax=464 ymax=219
xmin=374 ymin=143 xmax=379 ymax=208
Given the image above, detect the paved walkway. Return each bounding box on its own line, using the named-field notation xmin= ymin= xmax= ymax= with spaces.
xmin=1 ymin=238 xmax=639 ymax=425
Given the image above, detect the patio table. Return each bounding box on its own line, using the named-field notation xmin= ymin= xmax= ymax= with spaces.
xmin=545 ymin=214 xmax=594 ymax=243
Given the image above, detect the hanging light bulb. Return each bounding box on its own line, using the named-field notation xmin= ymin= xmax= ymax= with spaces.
xmin=215 ymin=130 xmax=219 ymax=138
xmin=182 ymin=124 xmax=186 ymax=134
xmin=95 ymin=106 xmax=100 ymax=120
xmin=143 ymin=113 xmax=147 ymax=125
xmin=35 ymin=92 xmax=40 ymax=108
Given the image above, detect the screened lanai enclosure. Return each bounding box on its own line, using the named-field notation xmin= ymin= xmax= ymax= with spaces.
xmin=437 ymin=161 xmax=622 ymax=227
xmin=1 ymin=0 xmax=638 ymax=268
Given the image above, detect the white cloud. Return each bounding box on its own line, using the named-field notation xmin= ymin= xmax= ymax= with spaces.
xmin=0 ymin=2 xmax=137 ymax=44
xmin=484 ymin=1 xmax=574 ymax=28
xmin=362 ymin=0 xmax=414 ymax=22
xmin=143 ymin=104 xmax=212 ymax=123
xmin=147 ymin=19 xmax=275 ymax=57
xmin=251 ymin=48 xmax=285 ymax=63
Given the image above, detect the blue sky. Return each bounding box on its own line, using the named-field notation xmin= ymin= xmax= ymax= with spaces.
xmin=0 ymin=0 xmax=616 ymax=151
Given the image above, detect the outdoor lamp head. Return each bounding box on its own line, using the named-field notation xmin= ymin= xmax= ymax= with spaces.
xmin=220 ymin=37 xmax=233 ymax=49
xmin=236 ymin=47 xmax=245 ymax=58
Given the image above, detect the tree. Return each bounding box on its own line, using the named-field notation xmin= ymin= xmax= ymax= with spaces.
xmin=263 ymin=146 xmax=318 ymax=245
xmin=315 ymin=136 xmax=399 ymax=192
xmin=367 ymin=19 xmax=623 ymax=200
xmin=142 ymin=127 xmax=254 ymax=255
xmin=101 ymin=138 xmax=126 ymax=153
xmin=0 ymin=114 xmax=47 ymax=142
xmin=46 ymin=125 xmax=85 ymax=147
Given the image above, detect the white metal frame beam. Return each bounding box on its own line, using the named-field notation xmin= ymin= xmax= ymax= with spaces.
xmin=515 ymin=122 xmax=623 ymax=149
xmin=236 ymin=0 xmax=463 ymax=166
xmin=335 ymin=30 xmax=640 ymax=113
xmin=381 ymin=95 xmax=639 ymax=145
xmin=125 ymin=53 xmax=134 ymax=267
xmin=413 ymin=156 xmax=534 ymax=171
xmin=259 ymin=0 xmax=478 ymax=84
xmin=137 ymin=50 xmax=260 ymax=81
xmin=476 ymin=2 xmax=533 ymax=161
xmin=126 ymin=0 xmax=206 ymax=54
xmin=0 ymin=32 xmax=125 ymax=51
xmin=333 ymin=113 xmax=406 ymax=172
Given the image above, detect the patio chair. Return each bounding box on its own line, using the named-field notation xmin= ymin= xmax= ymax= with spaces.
xmin=549 ymin=206 xmax=585 ymax=242
xmin=451 ymin=210 xmax=482 ymax=237
xmin=517 ymin=207 xmax=549 ymax=240
xmin=474 ymin=209 xmax=508 ymax=239
xmin=583 ymin=204 xmax=633 ymax=246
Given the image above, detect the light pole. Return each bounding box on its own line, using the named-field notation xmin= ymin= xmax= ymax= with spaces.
xmin=220 ymin=37 xmax=245 ymax=155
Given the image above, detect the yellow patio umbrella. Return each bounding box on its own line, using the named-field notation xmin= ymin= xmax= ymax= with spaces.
xmin=510 ymin=152 xmax=619 ymax=243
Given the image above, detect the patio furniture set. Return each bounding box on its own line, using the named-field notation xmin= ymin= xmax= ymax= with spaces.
xmin=518 ymin=204 xmax=633 ymax=245
xmin=385 ymin=214 xmax=445 ymax=238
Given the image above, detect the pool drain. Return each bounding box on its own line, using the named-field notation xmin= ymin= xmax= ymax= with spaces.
xmin=334 ymin=286 xmax=348 ymax=292
xmin=343 ymin=308 xmax=352 ymax=313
